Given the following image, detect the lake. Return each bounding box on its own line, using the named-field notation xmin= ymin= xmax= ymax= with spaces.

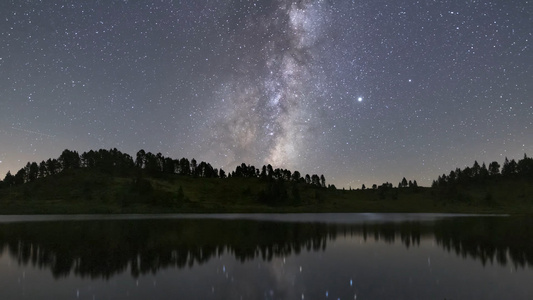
xmin=0 ymin=213 xmax=531 ymax=299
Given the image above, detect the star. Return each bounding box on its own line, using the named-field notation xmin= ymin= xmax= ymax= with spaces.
xmin=0 ymin=0 xmax=530 ymax=188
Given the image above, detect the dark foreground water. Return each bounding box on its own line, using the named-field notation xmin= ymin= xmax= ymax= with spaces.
xmin=0 ymin=213 xmax=531 ymax=299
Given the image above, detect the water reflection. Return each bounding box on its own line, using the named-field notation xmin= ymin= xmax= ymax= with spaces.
xmin=434 ymin=217 xmax=533 ymax=268
xmin=0 ymin=215 xmax=531 ymax=280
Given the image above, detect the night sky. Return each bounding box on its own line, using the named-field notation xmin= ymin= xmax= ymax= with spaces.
xmin=1 ymin=0 xmax=531 ymax=188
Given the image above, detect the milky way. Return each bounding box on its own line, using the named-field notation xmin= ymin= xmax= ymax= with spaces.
xmin=204 ymin=0 xmax=329 ymax=170
xmin=0 ymin=1 xmax=531 ymax=187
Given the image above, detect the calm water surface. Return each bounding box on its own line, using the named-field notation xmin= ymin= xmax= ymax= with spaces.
xmin=0 ymin=213 xmax=531 ymax=299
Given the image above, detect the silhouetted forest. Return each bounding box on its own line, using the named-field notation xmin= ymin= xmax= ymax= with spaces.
xmin=0 ymin=149 xmax=324 ymax=186
xmin=2 ymin=148 xmax=531 ymax=192
xmin=428 ymin=154 xmax=533 ymax=204
xmin=432 ymin=154 xmax=533 ymax=187
xmin=0 ymin=148 xmax=330 ymax=205
xmin=0 ymin=149 xmax=531 ymax=211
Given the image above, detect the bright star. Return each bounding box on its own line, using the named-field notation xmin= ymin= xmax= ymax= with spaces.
xmin=357 ymin=97 xmax=363 ymax=102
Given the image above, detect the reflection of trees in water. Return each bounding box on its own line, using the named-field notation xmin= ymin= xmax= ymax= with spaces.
xmin=0 ymin=217 xmax=530 ymax=279
xmin=0 ymin=219 xmax=336 ymax=279
xmin=358 ymin=222 xmax=426 ymax=248
xmin=433 ymin=217 xmax=533 ymax=269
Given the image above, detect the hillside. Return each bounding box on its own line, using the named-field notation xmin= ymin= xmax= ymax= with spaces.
xmin=0 ymin=167 xmax=532 ymax=215
xmin=0 ymin=148 xmax=532 ymax=214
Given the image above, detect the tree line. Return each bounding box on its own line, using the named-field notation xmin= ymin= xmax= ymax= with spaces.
xmin=431 ymin=154 xmax=533 ymax=188
xmin=1 ymin=148 xmax=530 ymax=195
xmin=361 ymin=177 xmax=419 ymax=191
xmin=0 ymin=148 xmax=328 ymax=190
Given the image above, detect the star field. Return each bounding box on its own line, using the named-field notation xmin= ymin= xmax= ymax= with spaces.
xmin=1 ymin=0 xmax=531 ymax=188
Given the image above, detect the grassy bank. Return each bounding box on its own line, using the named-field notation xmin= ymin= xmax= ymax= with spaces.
xmin=0 ymin=168 xmax=532 ymax=214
